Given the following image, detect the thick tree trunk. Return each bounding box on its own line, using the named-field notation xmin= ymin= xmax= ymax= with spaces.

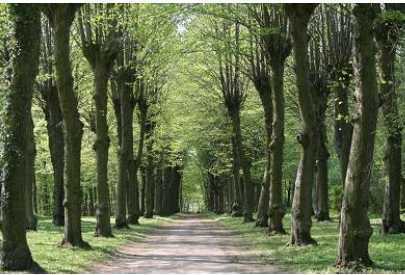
xmin=231 ymin=111 xmax=253 ymax=222
xmin=45 ymin=4 xmax=89 ymax=248
xmin=25 ymin=117 xmax=38 ymax=231
xmin=144 ymin=121 xmax=155 ymax=219
xmin=286 ymin=4 xmax=318 ymax=246
xmin=268 ymin=64 xmax=287 ymax=234
xmin=255 ymin=80 xmax=272 ymax=228
xmin=115 ymin=79 xmax=132 ymax=228
xmin=336 ymin=4 xmax=379 ymax=268
xmin=93 ymin=63 xmax=113 ymax=236
xmin=313 ymin=82 xmax=330 ymax=221
xmin=0 ymin=4 xmax=40 ymax=270
xmin=314 ymin=130 xmax=330 ymax=221
xmin=376 ymin=13 xmax=405 ymax=234
xmin=42 ymin=85 xmax=65 ymax=226
xmin=334 ymin=84 xmax=353 ymax=185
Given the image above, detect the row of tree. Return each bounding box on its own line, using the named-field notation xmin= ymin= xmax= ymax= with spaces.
xmin=0 ymin=4 xmax=184 ymax=271
xmin=194 ymin=3 xmax=405 ymax=268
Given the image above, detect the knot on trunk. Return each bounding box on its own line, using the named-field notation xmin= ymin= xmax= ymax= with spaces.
xmin=296 ymin=132 xmax=309 ymax=146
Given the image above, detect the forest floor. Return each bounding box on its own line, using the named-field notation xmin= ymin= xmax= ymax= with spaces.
xmin=89 ymin=213 xmax=282 ymax=273
xmin=213 ymin=212 xmax=405 ymax=273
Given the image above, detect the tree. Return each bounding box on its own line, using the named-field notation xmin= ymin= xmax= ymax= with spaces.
xmin=244 ymin=13 xmax=273 ymax=227
xmin=327 ymin=5 xmax=354 ymax=185
xmin=285 ymin=3 xmax=318 ymax=245
xmin=42 ymin=3 xmax=90 ymax=248
xmin=37 ymin=16 xmax=65 ymax=227
xmin=375 ymin=4 xmax=405 ymax=234
xmin=261 ymin=4 xmax=291 ymax=233
xmin=308 ymin=5 xmax=331 ymax=221
xmin=0 ymin=3 xmax=40 ymax=270
xmin=77 ymin=3 xmax=122 ymax=237
xmin=336 ymin=4 xmax=379 ymax=268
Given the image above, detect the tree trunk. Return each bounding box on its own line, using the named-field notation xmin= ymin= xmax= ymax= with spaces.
xmin=286 ymin=4 xmax=318 ymax=246
xmin=0 ymin=4 xmax=40 ymax=270
xmin=144 ymin=121 xmax=155 ymax=219
xmin=42 ymin=85 xmax=65 ymax=226
xmin=313 ymin=81 xmax=330 ymax=222
xmin=230 ymin=136 xmax=243 ymax=217
xmin=255 ymin=80 xmax=272 ymax=228
xmin=45 ymin=4 xmax=89 ymax=248
xmin=25 ymin=116 xmax=38 ymax=231
xmin=376 ymin=10 xmax=405 ymax=234
xmin=267 ymin=63 xmax=287 ymax=234
xmin=93 ymin=62 xmax=113 ymax=236
xmin=115 ymin=79 xmax=132 ymax=228
xmin=231 ymin=111 xmax=253 ymax=222
xmin=334 ymin=84 xmax=353 ymax=185
xmin=314 ymin=129 xmax=330 ymax=221
xmin=336 ymin=4 xmax=379 ymax=268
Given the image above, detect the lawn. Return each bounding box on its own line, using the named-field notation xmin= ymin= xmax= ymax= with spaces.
xmin=212 ymin=212 xmax=405 ymax=273
xmin=1 ymin=216 xmax=172 ymax=273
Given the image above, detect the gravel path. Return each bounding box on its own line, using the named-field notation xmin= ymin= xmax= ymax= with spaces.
xmin=89 ymin=214 xmax=282 ymax=273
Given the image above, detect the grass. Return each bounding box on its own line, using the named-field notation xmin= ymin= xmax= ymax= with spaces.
xmin=211 ymin=212 xmax=405 ymax=273
xmin=1 ymin=215 xmax=173 ymax=273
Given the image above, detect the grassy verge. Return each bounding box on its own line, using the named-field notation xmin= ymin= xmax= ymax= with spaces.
xmin=211 ymin=213 xmax=405 ymax=273
xmin=2 ymin=215 xmax=172 ymax=273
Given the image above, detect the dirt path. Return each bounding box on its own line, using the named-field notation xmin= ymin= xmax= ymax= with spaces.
xmin=89 ymin=214 xmax=282 ymax=273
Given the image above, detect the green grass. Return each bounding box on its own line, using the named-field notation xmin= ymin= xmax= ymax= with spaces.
xmin=2 ymin=215 xmax=173 ymax=273
xmin=211 ymin=212 xmax=405 ymax=273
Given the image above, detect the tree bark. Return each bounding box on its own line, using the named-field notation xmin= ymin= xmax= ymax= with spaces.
xmin=115 ymin=78 xmax=133 ymax=228
xmin=93 ymin=62 xmax=113 ymax=236
xmin=314 ymin=127 xmax=330 ymax=221
xmin=336 ymin=4 xmax=379 ymax=268
xmin=254 ymin=77 xmax=272 ymax=228
xmin=144 ymin=121 xmax=155 ymax=219
xmin=376 ymin=7 xmax=405 ymax=234
xmin=286 ymin=3 xmax=318 ymax=246
xmin=0 ymin=4 xmax=40 ymax=270
xmin=41 ymin=84 xmax=65 ymax=226
xmin=44 ymin=4 xmax=89 ymax=248
xmin=334 ymin=83 xmax=353 ymax=185
xmin=25 ymin=116 xmax=38 ymax=231
xmin=230 ymin=111 xmax=253 ymax=222
xmin=268 ymin=63 xmax=287 ymax=233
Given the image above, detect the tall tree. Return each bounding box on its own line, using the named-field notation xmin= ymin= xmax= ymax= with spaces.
xmin=261 ymin=4 xmax=291 ymax=233
xmin=308 ymin=6 xmax=330 ymax=221
xmin=37 ymin=17 xmax=65 ymax=227
xmin=42 ymin=4 xmax=90 ymax=248
xmin=245 ymin=16 xmax=273 ymax=227
xmin=326 ymin=5 xmax=353 ymax=185
xmin=285 ymin=3 xmax=318 ymax=245
xmin=0 ymin=4 xmax=40 ymax=270
xmin=376 ymin=4 xmax=405 ymax=234
xmin=217 ymin=20 xmax=254 ymax=222
xmin=77 ymin=3 xmax=121 ymax=237
xmin=336 ymin=4 xmax=379 ymax=268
